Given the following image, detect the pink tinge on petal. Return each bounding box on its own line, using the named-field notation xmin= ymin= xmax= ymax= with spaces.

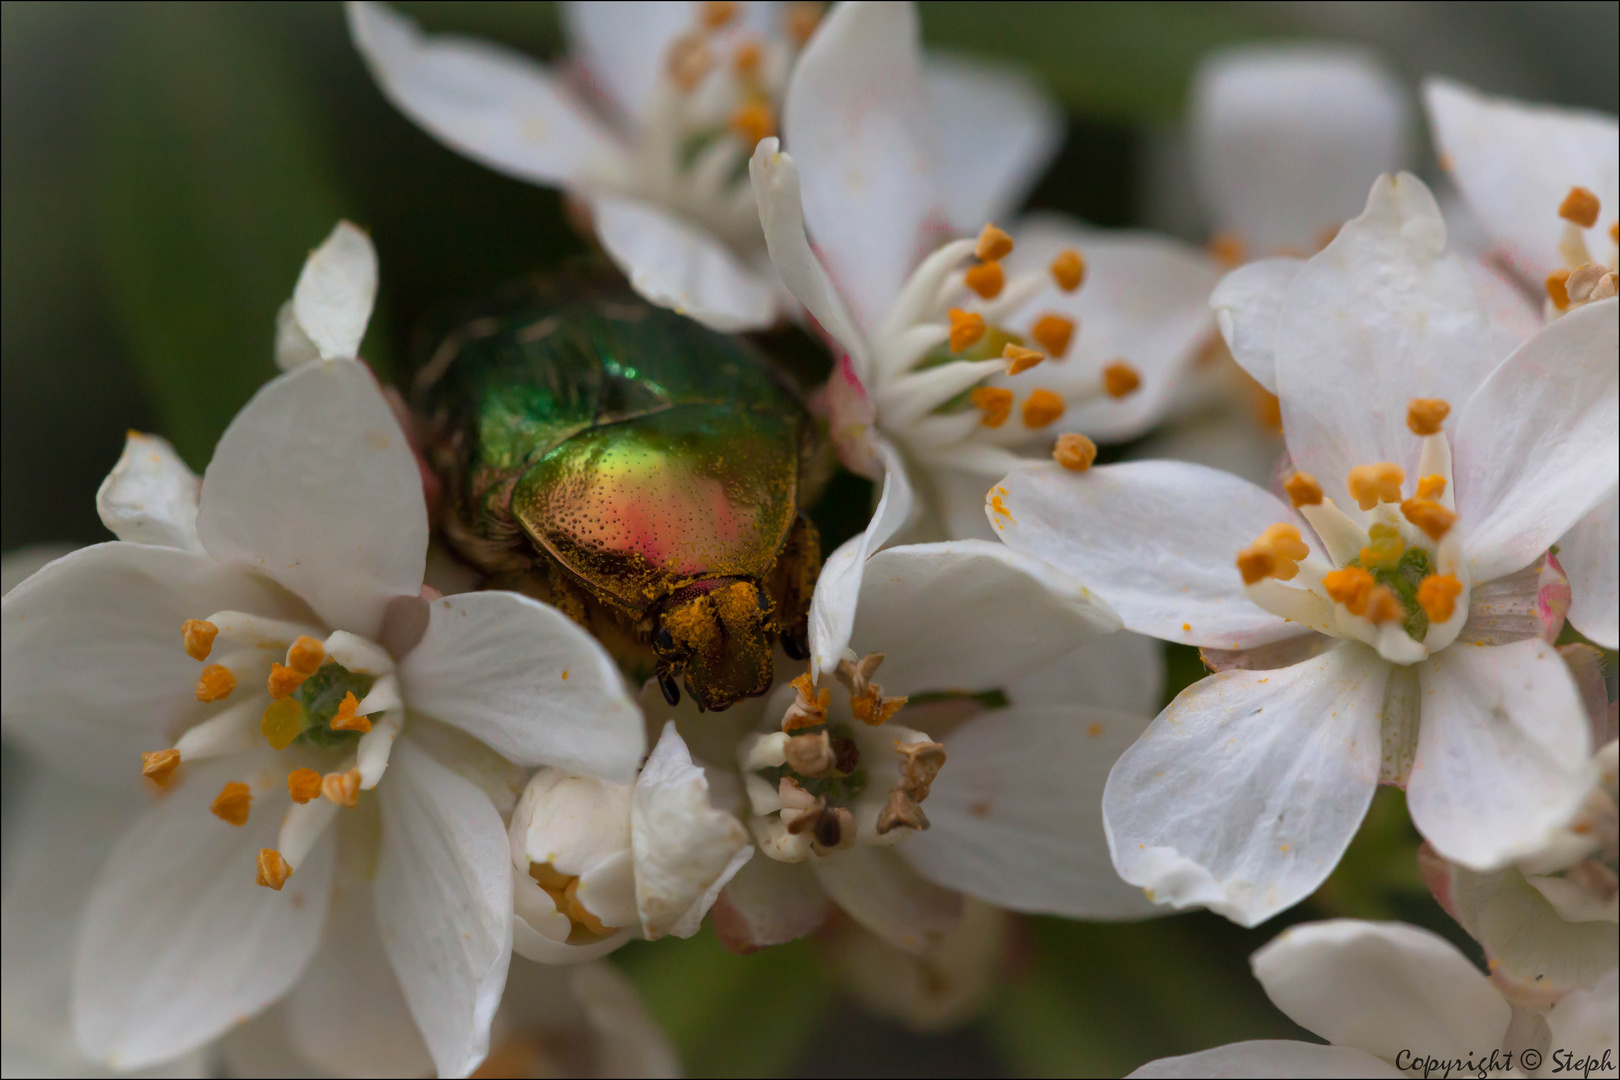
xmin=1538 ymin=553 xmax=1573 ymax=643
xmin=382 ymin=383 xmax=443 ymax=524
xmin=827 ymin=353 xmax=883 ymax=479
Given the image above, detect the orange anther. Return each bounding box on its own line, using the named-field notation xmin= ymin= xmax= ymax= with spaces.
xmin=287 ymin=768 xmax=322 ymax=804
xmin=728 ymin=102 xmax=776 ymax=147
xmin=970 ymin=387 xmax=1014 ymax=428
xmin=1050 ymin=249 xmax=1085 ymax=292
xmin=1030 ymin=314 xmax=1075 ymax=358
xmin=1401 ymin=498 xmax=1457 ymax=541
xmin=322 ymin=768 xmax=361 ymax=808
xmin=948 ymin=308 xmax=986 ymax=352
xmin=1346 ymin=462 xmax=1405 ymax=511
xmin=1238 ymin=523 xmax=1309 ymax=584
xmin=141 ymin=748 xmax=181 ymax=787
xmin=1611 ymin=222 xmax=1619 ymax=243
xmin=1237 ymin=549 xmax=1277 ymax=586
xmin=195 ymin=664 xmax=236 ymax=703
xmin=964 ymin=261 xmax=1005 ymax=299
xmin=1407 ymin=398 xmax=1451 ymax=436
xmin=1002 ymin=343 xmax=1044 ymax=375
xmin=1284 ymin=471 xmax=1323 ymax=508
xmin=1021 ymin=389 xmax=1065 ymax=429
xmin=287 ymin=635 xmax=325 ymax=676
xmin=786 ymin=1 xmax=822 ymax=45
xmin=1559 ymin=186 xmax=1601 ymax=228
xmin=1102 ymin=361 xmax=1140 ymax=399
xmin=1208 ymin=232 xmax=1246 ymax=267
xmin=1364 ymin=585 xmax=1404 ymax=625
xmin=1546 ymin=268 xmax=1571 ymax=309
xmin=1053 ymin=433 xmax=1097 ymax=472
xmin=255 ymin=848 xmax=292 ymax=891
xmin=700 ymin=0 xmax=738 ymax=29
xmin=267 ymin=663 xmax=307 ymax=702
xmin=329 ymin=691 xmax=372 ymax=734
xmin=210 ymin=781 xmax=252 ymax=826
xmin=1324 ymin=567 xmax=1377 ymax=615
xmin=182 ymin=619 xmax=218 ymax=661
xmin=667 ymin=33 xmax=713 ymax=92
xmin=1416 ymin=474 xmax=1447 ymax=501
xmin=733 ymin=38 xmax=763 ymax=75
xmin=975 ymin=224 xmax=1014 ymax=261
xmin=1417 ymin=574 xmax=1463 ymax=624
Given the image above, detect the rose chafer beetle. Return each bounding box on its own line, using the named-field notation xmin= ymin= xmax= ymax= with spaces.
xmin=416 ymin=275 xmax=821 ymax=712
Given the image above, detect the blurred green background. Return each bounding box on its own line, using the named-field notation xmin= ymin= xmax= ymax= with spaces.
xmin=3 ymin=2 xmax=1616 ymax=1075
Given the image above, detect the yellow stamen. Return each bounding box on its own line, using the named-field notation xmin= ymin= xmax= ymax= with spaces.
xmin=700 ymin=0 xmax=738 ymax=29
xmin=970 ymin=387 xmax=1014 ymax=428
xmin=1237 ymin=523 xmax=1310 ymax=584
xmin=141 ymin=748 xmax=181 ymax=788
xmin=1406 ymin=398 xmax=1450 ymax=436
xmin=975 ymin=223 xmax=1014 ymax=261
xmin=1053 ymin=432 xmax=1097 ymax=472
xmin=1418 ymin=574 xmax=1462 ymax=623
xmin=1021 ymin=388 xmax=1065 ymax=429
xmin=1401 ymin=498 xmax=1457 ymax=541
xmin=781 ymin=672 xmax=831 ymax=731
xmin=1416 ymin=474 xmax=1447 ymax=501
xmin=210 ymin=782 xmax=252 ymax=826
xmin=666 ymin=33 xmax=712 ymax=92
xmin=733 ymin=38 xmax=763 ymax=76
xmin=1346 ymin=462 xmax=1405 ymax=511
xmin=287 ymin=635 xmax=325 ymax=676
xmin=964 ymin=260 xmax=1004 ymax=299
xmin=1284 ymin=471 xmax=1323 ymax=507
xmin=786 ymin=1 xmax=822 ymax=45
xmin=1364 ymin=585 xmax=1404 ymax=625
xmin=329 ymin=691 xmax=372 ymax=734
xmin=851 ymin=689 xmax=907 ymax=726
xmin=1102 ymin=361 xmax=1140 ymax=399
xmin=287 ymin=768 xmax=322 ymax=804
xmin=728 ymin=102 xmax=775 ymax=147
xmin=564 ymin=878 xmax=614 ymax=935
xmin=255 ymin=848 xmax=292 ymax=891
xmin=1002 ymin=343 xmax=1044 ymax=375
xmin=529 ymin=861 xmax=572 ymax=890
xmin=1030 ymin=314 xmax=1075 ymax=358
xmin=1359 ymin=523 xmax=1405 ymax=569
xmin=948 ymin=308 xmax=986 ymax=352
xmin=182 ymin=619 xmax=218 ymax=661
xmin=322 ymin=768 xmax=361 ymax=808
xmin=1050 ymin=249 xmax=1085 ymax=292
xmin=1559 ymin=186 xmax=1601 ymax=228
xmin=195 ymin=664 xmax=236 ymax=703
xmin=261 ymin=698 xmax=304 ymax=750
xmin=267 ymin=663 xmax=307 ymax=701
xmin=1208 ymin=232 xmax=1246 ymax=267
xmin=1323 ymin=567 xmax=1376 ymax=615
xmin=1546 ymin=268 xmax=1571 ymax=309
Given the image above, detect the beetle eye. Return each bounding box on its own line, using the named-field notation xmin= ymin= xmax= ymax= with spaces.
xmin=654 ymin=626 xmax=676 ymax=654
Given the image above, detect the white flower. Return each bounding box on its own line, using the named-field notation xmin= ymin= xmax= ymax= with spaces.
xmin=990 ymin=173 xmax=1619 ymax=926
xmin=1129 ymin=919 xmax=1618 ymax=1079
xmin=1 ymin=248 xmax=643 ymax=1073
xmin=1425 ymin=78 xmax=1619 ymax=651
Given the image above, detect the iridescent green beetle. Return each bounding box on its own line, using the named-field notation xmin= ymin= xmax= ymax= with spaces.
xmin=415 ymin=276 xmax=821 ymax=712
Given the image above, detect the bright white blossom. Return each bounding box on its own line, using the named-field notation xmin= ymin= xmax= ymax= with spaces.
xmin=0 ymin=232 xmax=643 ymax=1076
xmin=1130 ymin=919 xmax=1618 ymax=1079
xmin=991 ymin=173 xmax=1618 ymax=925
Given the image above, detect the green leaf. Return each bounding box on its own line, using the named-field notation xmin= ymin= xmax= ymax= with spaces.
xmin=92 ymin=2 xmax=353 ymax=466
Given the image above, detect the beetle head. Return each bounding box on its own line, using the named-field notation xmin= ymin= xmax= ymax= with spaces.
xmin=654 ymin=580 xmax=774 ymax=711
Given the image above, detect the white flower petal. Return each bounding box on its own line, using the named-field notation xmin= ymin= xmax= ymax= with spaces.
xmin=1447 ymin=864 xmax=1619 ymax=999
xmin=196 ymin=358 xmax=426 ymax=639
xmin=277 ymin=222 xmax=377 ymax=370
xmin=375 ymin=737 xmax=511 ymax=1079
xmin=903 ymin=703 xmax=1157 ymax=919
xmin=510 ymin=768 xmax=632 ymax=878
xmin=346 ymin=1 xmax=623 ymax=189
xmin=1209 ymin=257 xmax=1302 ymax=395
xmin=1104 ymin=644 xmax=1386 ymax=927
xmin=0 ymin=543 xmax=78 ymax=597
xmin=557 ymin=1 xmax=694 ymax=122
xmin=1128 ymin=406 xmax=1285 ymax=492
xmin=1005 ymin=630 xmax=1165 ymax=716
xmin=1425 ymin=78 xmax=1619 ymax=286
xmin=398 ymin=590 xmax=643 ymax=781
xmin=568 ymin=963 xmax=683 ymax=1078
xmin=1 ymin=543 xmax=305 ymax=783
xmin=592 ymin=194 xmax=777 ymax=331
xmin=925 ymin=53 xmax=1061 ymax=232
xmin=73 ymin=755 xmax=332 ymax=1070
xmin=781 ymin=0 xmax=937 ymax=334
xmin=1250 ymin=919 xmax=1510 ymax=1062
xmin=632 ymin=723 xmax=752 ymax=940
xmin=1452 ymin=298 xmax=1619 ymax=585
xmin=1191 ymin=46 xmax=1408 ymax=253
xmin=810 ymin=844 xmax=963 ymax=956
xmin=1129 ymin=1041 xmax=1404 ymax=1079
xmin=1547 ymin=968 xmax=1619 ymax=1064
xmin=989 ymin=460 xmax=1306 ymax=649
xmin=1560 ymin=489 xmax=1619 ymax=650
xmin=511 ymin=916 xmax=633 ymax=965
xmin=1274 ymin=173 xmax=1501 ymax=504
xmin=1408 ymin=638 xmax=1593 ymax=870
xmin=710 ymin=857 xmax=831 ymax=953
xmin=95 ymin=433 xmax=204 ymax=553
xmin=219 ymin=1006 xmax=322 ymax=1079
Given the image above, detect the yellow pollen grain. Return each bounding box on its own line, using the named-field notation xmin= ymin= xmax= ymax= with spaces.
xmin=1359 ymin=523 xmax=1405 ymax=569
xmin=1021 ymin=388 xmax=1065 ymax=429
xmin=1031 ymin=314 xmax=1075 ymax=358
xmin=1053 ymin=432 xmax=1097 ymax=472
xmin=1418 ymin=574 xmax=1463 ymax=623
xmin=1002 ymin=343 xmax=1044 ymax=375
xmin=329 ymin=691 xmax=372 ymax=734
xmin=964 ymin=260 xmax=1004 ymax=299
xmin=700 ymin=0 xmax=738 ymax=29
xmin=728 ymin=102 xmax=776 ymax=147
xmin=1401 ymin=498 xmax=1457 ymax=541
xmin=948 ymin=308 xmax=986 ymax=352
xmin=970 ymin=386 xmax=1014 ymax=428
xmin=287 ymin=768 xmax=322 ymax=804
xmin=182 ymin=619 xmax=218 ymax=661
xmin=255 ymin=848 xmax=292 ymax=891
xmin=1364 ymin=585 xmax=1404 ymax=625
xmin=1346 ymin=462 xmax=1405 ymax=511
xmin=141 ymin=748 xmax=181 ymax=787
xmin=195 ymin=664 xmax=237 ymax=702
xmin=1559 ymin=186 xmax=1601 ymax=228
xmin=1406 ymin=398 xmax=1451 ymax=436
xmin=210 ymin=781 xmax=252 ymax=826
xmin=975 ymin=224 xmax=1014 ymax=262
xmin=1284 ymin=471 xmax=1323 ymax=508
xmin=287 ymin=635 xmax=325 ymax=676
xmin=1050 ymin=249 xmax=1085 ymax=292
xmin=1208 ymin=232 xmax=1246 ymax=267
xmin=322 ymin=768 xmax=361 ymax=808
xmin=1324 ymin=566 xmax=1377 ymax=615
xmin=1102 ymin=361 xmax=1141 ymax=399
xmin=786 ymin=1 xmax=822 ymax=45
xmin=261 ymin=698 xmax=304 ymax=751
xmin=267 ymin=663 xmax=307 ymax=701
xmin=1546 ymin=268 xmax=1571 ymax=309
xmin=733 ymin=38 xmax=763 ymax=76
xmin=666 ymin=33 xmax=712 ymax=92
xmin=1416 ymin=474 xmax=1447 ymax=501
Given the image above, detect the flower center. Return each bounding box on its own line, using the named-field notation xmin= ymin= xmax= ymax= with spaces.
xmin=527 ymin=861 xmax=620 ymax=939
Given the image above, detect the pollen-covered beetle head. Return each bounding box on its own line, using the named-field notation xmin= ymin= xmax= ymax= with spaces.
xmin=656 ymin=579 xmax=774 ymax=712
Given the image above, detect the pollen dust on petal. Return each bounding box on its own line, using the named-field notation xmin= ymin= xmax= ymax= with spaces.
xmin=988 ymin=485 xmax=1015 ymax=523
